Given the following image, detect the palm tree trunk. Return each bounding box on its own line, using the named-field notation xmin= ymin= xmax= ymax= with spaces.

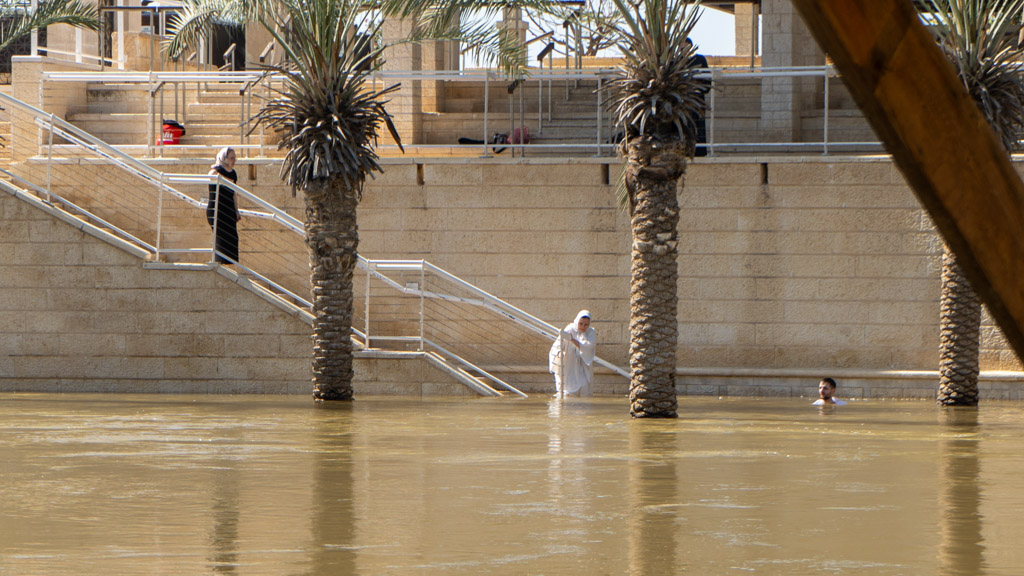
xmin=305 ymin=178 xmax=359 ymax=402
xmin=938 ymin=247 xmax=981 ymax=406
xmin=624 ymin=138 xmax=687 ymax=418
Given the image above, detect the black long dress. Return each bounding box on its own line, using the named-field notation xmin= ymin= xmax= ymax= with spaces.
xmin=206 ymin=165 xmax=239 ymax=264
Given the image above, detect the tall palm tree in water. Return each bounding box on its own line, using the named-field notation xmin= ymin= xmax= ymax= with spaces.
xmin=606 ymin=0 xmax=704 ymax=417
xmin=928 ymin=0 xmax=1024 ymax=406
xmin=0 ymin=0 xmax=99 ymax=53
xmin=166 ymin=0 xmax=539 ymax=401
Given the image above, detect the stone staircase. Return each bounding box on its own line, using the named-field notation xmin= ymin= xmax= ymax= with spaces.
xmin=66 ymin=81 xmax=273 ymax=152
xmin=58 ymin=71 xmax=882 ymax=158
xmin=422 ymin=78 xmax=615 ymax=156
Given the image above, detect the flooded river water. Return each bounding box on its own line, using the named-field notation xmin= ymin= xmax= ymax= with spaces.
xmin=2 ymin=393 xmax=1024 ymax=575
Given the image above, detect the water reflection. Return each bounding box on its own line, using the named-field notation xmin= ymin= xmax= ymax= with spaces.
xmin=938 ymin=408 xmax=985 ymax=576
xmin=209 ymin=443 xmax=241 ymax=573
xmin=627 ymin=421 xmax=679 ymax=575
xmin=3 ymin=395 xmax=1024 ymax=574
xmin=307 ymin=403 xmax=356 ymax=575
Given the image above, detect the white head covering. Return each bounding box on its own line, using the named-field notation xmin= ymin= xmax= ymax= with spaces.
xmin=575 ymin=310 xmax=591 ymax=324
xmin=212 ymin=146 xmax=236 ymax=170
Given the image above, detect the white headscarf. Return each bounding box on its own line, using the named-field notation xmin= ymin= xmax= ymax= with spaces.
xmin=575 ymin=310 xmax=591 ymax=325
xmin=212 ymin=146 xmax=236 ymax=170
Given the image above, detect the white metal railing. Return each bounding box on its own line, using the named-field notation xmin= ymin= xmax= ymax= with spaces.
xmin=359 ymin=259 xmax=629 ymax=387
xmin=1 ymin=90 xmax=626 ymax=393
xmin=41 ymin=64 xmax=883 ymax=158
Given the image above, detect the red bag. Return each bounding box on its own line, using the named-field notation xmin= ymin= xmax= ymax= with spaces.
xmin=156 ymin=120 xmax=185 ymax=145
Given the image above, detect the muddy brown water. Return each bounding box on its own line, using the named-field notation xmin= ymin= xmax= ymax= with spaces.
xmin=1 ymin=393 xmax=1023 ymax=575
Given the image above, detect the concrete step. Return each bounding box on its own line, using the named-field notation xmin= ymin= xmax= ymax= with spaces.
xmin=69 ymin=114 xmax=151 ymax=136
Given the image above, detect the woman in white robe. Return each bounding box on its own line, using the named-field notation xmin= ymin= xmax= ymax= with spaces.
xmin=549 ymin=310 xmax=597 ymax=397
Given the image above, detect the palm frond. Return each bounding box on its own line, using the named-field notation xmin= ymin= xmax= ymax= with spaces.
xmin=606 ymin=0 xmax=705 ymax=146
xmin=0 ymin=0 xmax=100 ymax=54
xmin=163 ymin=0 xmax=250 ymax=59
xmin=250 ymin=0 xmax=399 ymax=193
xmin=930 ymin=0 xmax=1024 ymax=150
xmin=380 ymin=0 xmax=559 ymax=77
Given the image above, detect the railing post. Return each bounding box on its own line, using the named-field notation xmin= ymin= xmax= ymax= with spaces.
xmin=155 ymin=173 xmax=165 ymax=261
xmin=261 ymin=79 xmax=268 ymax=156
xmin=596 ymin=76 xmax=602 ymax=156
xmin=210 ymin=174 xmax=221 ymax=263
xmin=174 ymin=61 xmax=180 ymax=125
xmin=245 ymin=83 xmax=252 ymax=156
xmin=159 ymin=81 xmax=165 ymax=158
xmin=240 ymin=83 xmax=245 ymax=149
xmin=147 ymin=74 xmax=154 ymax=158
xmin=46 ymin=113 xmax=54 ymax=202
xmin=482 ymin=71 xmax=490 ymax=157
xmin=508 ymin=83 xmax=514 ymax=158
xmin=419 ymin=263 xmax=425 ymax=351
xmin=548 ymin=54 xmax=553 ymax=123
xmin=708 ymin=70 xmax=716 ymax=158
xmin=30 ymin=0 xmax=38 ymax=56
xmin=365 ymin=261 xmax=372 ymax=349
xmin=519 ymin=82 xmax=525 ymax=157
xmin=538 ymin=75 xmax=543 ymax=134
xmin=823 ymin=67 xmax=830 ymax=156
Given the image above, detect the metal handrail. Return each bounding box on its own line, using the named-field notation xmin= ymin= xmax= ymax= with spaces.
xmin=423 ymin=338 xmax=529 ymax=398
xmin=361 ymin=259 xmax=629 ymax=378
xmin=259 ymin=40 xmax=276 ymax=65
xmin=219 ymin=43 xmax=237 ymax=72
xmin=36 ymin=47 xmax=113 ymax=67
xmin=41 ymin=64 xmax=867 ymax=158
xmin=3 ymin=89 xmax=622 ymax=389
xmin=0 ymin=167 xmax=157 ymax=254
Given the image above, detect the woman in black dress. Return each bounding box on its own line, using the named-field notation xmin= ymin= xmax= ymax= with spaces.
xmin=207 ymin=147 xmax=241 ymax=264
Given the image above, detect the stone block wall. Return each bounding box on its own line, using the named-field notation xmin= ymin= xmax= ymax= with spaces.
xmin=0 ymin=190 xmax=313 ymax=393
xmin=346 ymin=158 xmax=1019 ymax=398
xmin=4 ymin=154 xmax=1023 ymax=398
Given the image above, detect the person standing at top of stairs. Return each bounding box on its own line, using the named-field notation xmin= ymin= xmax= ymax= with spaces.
xmin=206 ymin=147 xmax=242 ymax=264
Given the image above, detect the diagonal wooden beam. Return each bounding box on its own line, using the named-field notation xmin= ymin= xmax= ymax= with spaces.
xmin=790 ymin=0 xmax=1024 ymax=362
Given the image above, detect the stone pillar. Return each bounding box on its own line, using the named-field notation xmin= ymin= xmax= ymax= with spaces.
xmin=735 ymin=3 xmax=760 ymax=58
xmin=497 ymin=7 xmax=528 ymax=65
xmin=420 ymin=39 xmax=452 ymax=113
xmin=44 ymin=0 xmax=103 ymax=66
xmin=759 ymin=0 xmax=824 ymax=142
xmin=246 ymin=21 xmax=275 ymax=68
xmin=382 ymin=16 xmax=423 ymax=145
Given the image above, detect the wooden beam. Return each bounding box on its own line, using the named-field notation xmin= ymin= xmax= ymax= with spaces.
xmin=790 ymin=0 xmax=1024 ymax=362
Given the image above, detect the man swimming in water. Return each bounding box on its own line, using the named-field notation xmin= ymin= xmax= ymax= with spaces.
xmin=812 ymin=377 xmax=848 ymax=406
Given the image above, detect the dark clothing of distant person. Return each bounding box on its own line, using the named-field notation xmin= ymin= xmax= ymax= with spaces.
xmin=207 ymin=164 xmax=239 ymax=264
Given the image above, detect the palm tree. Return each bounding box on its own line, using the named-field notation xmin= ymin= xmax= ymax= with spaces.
xmin=928 ymin=0 xmax=1024 ymax=406
xmin=606 ymin=0 xmax=704 ymax=418
xmin=0 ymin=0 xmax=99 ymax=53
xmin=166 ymin=0 xmax=543 ymax=401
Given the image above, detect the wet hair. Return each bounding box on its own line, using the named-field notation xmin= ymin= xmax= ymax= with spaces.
xmin=820 ymin=377 xmax=837 ymax=389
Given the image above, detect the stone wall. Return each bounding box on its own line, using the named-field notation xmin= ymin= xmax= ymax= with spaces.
xmin=221 ymin=156 xmax=1023 ymax=397
xmin=0 ymin=188 xmax=488 ymax=395
xmin=349 ymin=158 xmax=1019 ymax=399
xmin=0 ymin=188 xmax=312 ymax=393
xmin=3 ymin=155 xmax=1023 ymax=399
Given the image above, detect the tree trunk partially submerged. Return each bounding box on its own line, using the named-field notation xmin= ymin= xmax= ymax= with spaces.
xmin=623 ymin=138 xmax=687 ymax=418
xmin=305 ymin=178 xmax=359 ymax=402
xmin=938 ymin=248 xmax=981 ymax=406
